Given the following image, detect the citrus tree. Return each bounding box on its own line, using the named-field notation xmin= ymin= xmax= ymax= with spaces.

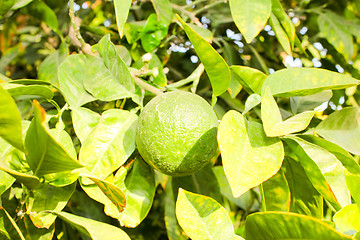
xmin=1 ymin=0 xmax=360 ymax=239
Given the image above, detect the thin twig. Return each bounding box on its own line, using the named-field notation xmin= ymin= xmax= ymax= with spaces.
xmin=68 ymin=0 xmax=96 ymax=56
xmin=171 ymin=3 xmax=202 ymax=27
xmin=193 ymin=0 xmax=227 ymax=15
xmin=132 ymin=75 xmax=164 ymax=96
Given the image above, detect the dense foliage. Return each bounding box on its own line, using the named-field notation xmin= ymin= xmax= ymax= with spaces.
xmin=1 ymin=0 xmax=360 ymax=239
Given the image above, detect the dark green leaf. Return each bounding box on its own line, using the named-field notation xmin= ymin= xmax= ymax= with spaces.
xmin=0 ymin=0 xmax=15 ymax=16
xmin=23 ymin=0 xmax=58 ymax=30
xmin=0 ymin=206 xmax=25 ymax=240
xmin=18 ymin=215 xmax=55 ymax=240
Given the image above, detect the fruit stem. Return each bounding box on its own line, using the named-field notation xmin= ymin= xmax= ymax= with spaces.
xmin=133 ymin=76 xmax=164 ymax=96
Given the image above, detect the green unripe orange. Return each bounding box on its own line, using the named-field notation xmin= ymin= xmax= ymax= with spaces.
xmin=135 ymin=91 xmax=219 ymax=176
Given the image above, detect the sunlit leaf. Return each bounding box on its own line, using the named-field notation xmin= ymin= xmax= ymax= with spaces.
xmin=269 ymin=12 xmax=291 ymax=55
xmin=113 ymin=0 xmax=132 ymax=38
xmin=177 ymin=15 xmax=231 ymax=101
xmin=175 ymin=189 xmax=238 ymax=240
xmin=71 ymin=107 xmax=101 ymax=144
xmin=245 ymin=212 xmax=352 ymax=240
xmin=271 ymin=0 xmax=295 ymax=48
xmin=141 ymin=14 xmax=168 ymax=52
xmin=229 ymin=0 xmax=271 ymax=43
xmin=53 ymin=211 xmax=131 ymax=240
xmin=261 ymin=68 xmax=359 ymax=97
xmin=333 ymin=204 xmax=360 ymax=235
xmin=150 ymin=0 xmax=173 ymax=26
xmin=2 ymin=83 xmax=54 ymax=100
xmin=217 ymin=110 xmax=284 ymax=197
xmin=345 ymin=171 xmax=360 ymax=205
xmin=230 ymin=66 xmax=267 ymax=95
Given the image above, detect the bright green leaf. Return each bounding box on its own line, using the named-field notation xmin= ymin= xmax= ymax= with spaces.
xmin=0 ymin=169 xmax=14 ymax=196
xmin=141 ymin=14 xmax=168 ymax=52
xmin=2 ymin=83 xmax=54 ymax=100
xmin=53 ymin=211 xmax=131 ymax=240
xmin=243 ymin=94 xmax=261 ymax=114
xmin=230 ymin=65 xmax=267 ymax=95
xmin=25 ymin=100 xmax=83 ymax=176
xmin=271 ymin=0 xmax=295 ymax=48
xmin=79 ymin=109 xmax=137 ymax=180
xmin=12 ymin=0 xmax=33 ymax=9
xmin=245 ymin=212 xmax=352 ymax=240
xmin=261 ymin=87 xmax=315 ymax=136
xmin=175 ymin=188 xmax=237 ymax=240
xmin=71 ymin=107 xmax=101 ymax=144
xmin=229 ymin=0 xmax=271 ymax=43
xmin=261 ymin=68 xmax=359 ymax=97
xmin=0 ymin=85 xmax=24 ymax=151
xmin=315 ymin=107 xmax=360 ymax=155
xmin=284 ymin=136 xmax=351 ymax=210
xmin=38 ymin=42 xmax=68 ymax=87
xmin=217 ymin=110 xmax=284 ymax=197
xmin=27 ymin=182 xmax=76 ymax=228
xmin=150 ymin=0 xmax=173 ymax=26
xmin=115 ymin=158 xmax=155 ymax=227
xmin=0 ymin=0 xmax=15 ymax=16
xmin=333 ymin=204 xmax=360 ymax=235
xmin=269 ymin=12 xmax=291 ymax=55
xmin=177 ymin=16 xmax=231 ymax=99
xmin=113 ymin=0 xmax=132 ymax=38
xmin=23 ymin=0 xmax=58 ymax=30
xmin=345 ymin=171 xmax=360 ymax=205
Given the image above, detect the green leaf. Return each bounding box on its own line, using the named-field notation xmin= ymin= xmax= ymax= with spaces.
xmin=230 ymin=66 xmax=267 ymax=95
xmin=260 ymin=168 xmax=290 ymax=212
xmin=283 ymin=157 xmax=323 ymax=219
xmin=18 ymin=215 xmax=55 ymax=240
xmin=141 ymin=14 xmax=168 ymax=52
xmin=213 ymin=166 xmax=258 ymax=210
xmin=217 ymin=110 xmax=284 ymax=197
xmin=0 ymin=206 xmax=25 ymax=240
xmin=175 ymin=189 xmax=237 ymax=240
xmin=25 ymin=100 xmax=83 ymax=176
xmin=229 ymin=0 xmax=271 ymax=43
xmin=81 ymin=173 xmax=126 ymax=213
xmin=345 ymin=171 xmax=360 ymax=205
xmin=269 ymin=12 xmax=291 ymax=55
xmin=0 ymin=0 xmax=15 ymax=16
xmin=2 ymin=83 xmax=54 ymax=100
xmin=333 ymin=204 xmax=360 ymax=235
xmin=290 ymin=90 xmax=333 ymax=114
xmin=0 ymin=170 xmax=14 ymax=196
xmin=177 ymin=16 xmax=231 ymax=99
xmin=299 ymin=134 xmax=360 ymax=175
xmin=318 ymin=11 xmax=354 ymax=60
xmin=115 ymin=158 xmax=156 ymax=227
xmin=38 ymin=42 xmax=68 ymax=87
xmin=79 ymin=109 xmax=137 ymax=180
xmin=27 ymin=182 xmax=76 ymax=228
xmin=271 ymin=0 xmax=295 ymax=48
xmin=0 ymin=85 xmax=24 ymax=151
xmin=95 ymin=34 xmax=135 ymax=100
xmin=172 ymin=164 xmax=222 ymax=204
xmin=315 ymin=107 xmax=360 ymax=155
xmin=113 ymin=0 xmax=132 ymax=38
xmin=245 ymin=212 xmax=352 ymax=240
xmin=71 ymin=107 xmax=101 ymax=144
xmin=243 ymin=93 xmax=261 ymax=115
xmin=58 ymin=54 xmax=97 ymax=107
xmin=150 ymin=0 xmax=173 ymax=26
xmin=164 ymin=178 xmax=187 ymax=240
xmin=284 ymin=136 xmax=351 ymax=210
xmin=261 ymin=87 xmax=315 ymax=136
xmin=23 ymin=0 xmax=58 ymax=30
xmin=53 ymin=211 xmax=131 ymax=240
xmin=12 ymin=0 xmax=33 ymax=9
xmin=261 ymin=68 xmax=359 ymax=97
xmin=115 ymin=45 xmax=132 ymax=66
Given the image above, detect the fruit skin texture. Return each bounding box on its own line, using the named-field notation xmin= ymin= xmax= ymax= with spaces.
xmin=135 ymin=91 xmax=219 ymax=176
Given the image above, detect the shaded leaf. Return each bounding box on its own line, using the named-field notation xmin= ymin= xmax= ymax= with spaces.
xmin=25 ymin=100 xmax=83 ymax=176
xmin=0 ymin=85 xmax=24 ymax=151
xmin=53 ymin=211 xmax=131 ymax=240
xmin=261 ymin=68 xmax=359 ymax=97
xmin=114 ymin=0 xmax=132 ymax=38
xmin=79 ymin=109 xmax=137 ymax=180
xmin=230 ymin=65 xmax=267 ymax=95
xmin=290 ymin=90 xmax=332 ymax=114
xmin=0 ymin=0 xmax=14 ymax=16
xmin=0 ymin=170 xmax=14 ymax=196
xmin=315 ymin=107 xmax=360 ymax=155
xmin=283 ymin=157 xmax=323 ymax=219
xmin=345 ymin=171 xmax=360 ymax=205
xmin=260 ymin=168 xmax=290 ymax=212
xmin=245 ymin=212 xmax=352 ymax=240
xmin=0 ymin=206 xmax=25 ymax=240
xmin=229 ymin=0 xmax=271 ymax=43
xmin=284 ymin=136 xmax=350 ymax=210
xmin=261 ymin=87 xmax=315 ymax=136
xmin=27 ymin=182 xmax=76 ymax=228
xmin=217 ymin=110 xmax=284 ymax=197
xmin=23 ymin=0 xmax=58 ymax=30
xmin=18 ymin=215 xmax=55 ymax=240
xmin=175 ymin=189 xmax=237 ymax=240
xmin=177 ymin=16 xmax=231 ymax=100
